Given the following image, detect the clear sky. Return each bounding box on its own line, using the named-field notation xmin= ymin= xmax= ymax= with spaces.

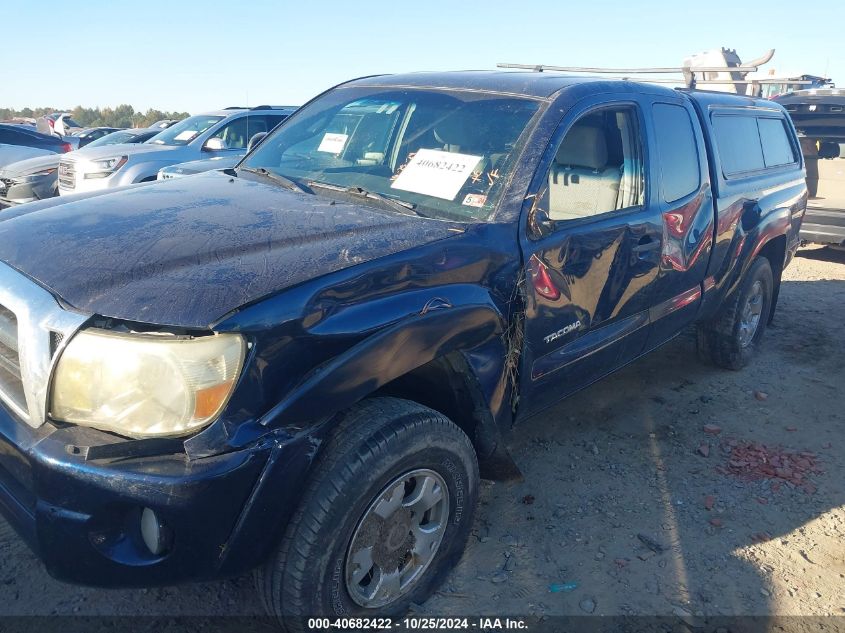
xmin=5 ymin=0 xmax=843 ymax=113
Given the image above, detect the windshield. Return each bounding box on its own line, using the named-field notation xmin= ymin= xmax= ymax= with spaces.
xmin=86 ymin=130 xmax=138 ymax=148
xmin=241 ymin=87 xmax=540 ymax=221
xmin=146 ymin=115 xmax=223 ymax=146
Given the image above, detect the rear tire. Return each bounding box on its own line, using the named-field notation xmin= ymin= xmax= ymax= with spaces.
xmin=697 ymin=257 xmax=774 ymax=370
xmin=256 ymin=397 xmax=479 ymax=631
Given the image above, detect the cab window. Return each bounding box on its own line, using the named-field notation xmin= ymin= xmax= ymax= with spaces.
xmin=652 ymin=103 xmax=700 ymax=203
xmin=541 ymin=106 xmax=645 ymax=222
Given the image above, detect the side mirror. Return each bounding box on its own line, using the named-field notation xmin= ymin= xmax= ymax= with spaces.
xmin=204 ymin=137 xmax=227 ymax=151
xmin=247 ymin=132 xmax=267 ymax=153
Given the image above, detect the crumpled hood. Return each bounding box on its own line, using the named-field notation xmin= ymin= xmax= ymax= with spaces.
xmin=0 ymin=171 xmax=464 ymax=327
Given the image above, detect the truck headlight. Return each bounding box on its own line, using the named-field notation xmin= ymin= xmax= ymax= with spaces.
xmin=84 ymin=156 xmax=128 ymax=179
xmin=50 ymin=329 xmax=245 ymax=438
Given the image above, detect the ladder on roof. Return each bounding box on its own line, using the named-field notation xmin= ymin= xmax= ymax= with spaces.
xmin=497 ymin=50 xmax=815 ymax=96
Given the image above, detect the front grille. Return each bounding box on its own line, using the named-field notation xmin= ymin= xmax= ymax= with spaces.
xmin=0 ymin=306 xmax=26 ymax=417
xmin=58 ymin=160 xmax=75 ymax=190
xmin=0 ymin=178 xmax=12 ymax=197
xmin=0 ymin=263 xmax=87 ymax=427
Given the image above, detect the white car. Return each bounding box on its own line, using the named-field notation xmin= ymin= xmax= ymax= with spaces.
xmin=36 ymin=113 xmax=82 ymax=138
xmin=58 ymin=107 xmax=295 ymax=195
xmin=53 ymin=114 xmax=82 ymax=137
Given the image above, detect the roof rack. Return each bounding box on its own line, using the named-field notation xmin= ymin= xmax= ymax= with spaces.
xmin=496 ymin=50 xmax=808 ymax=95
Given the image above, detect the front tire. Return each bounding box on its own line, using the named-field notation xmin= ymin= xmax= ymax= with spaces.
xmin=257 ymin=397 xmax=479 ymax=630
xmin=697 ymin=257 xmax=774 ymax=370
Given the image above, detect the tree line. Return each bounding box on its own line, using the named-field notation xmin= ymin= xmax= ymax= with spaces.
xmin=0 ymin=105 xmax=190 ymax=129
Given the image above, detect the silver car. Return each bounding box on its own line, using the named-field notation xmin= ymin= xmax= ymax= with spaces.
xmin=157 ymin=129 xmax=271 ymax=180
xmin=0 ymin=128 xmax=162 ymax=207
xmin=58 ymin=106 xmax=295 ymax=195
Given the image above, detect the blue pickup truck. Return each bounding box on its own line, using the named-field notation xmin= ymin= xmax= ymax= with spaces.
xmin=0 ymin=70 xmax=805 ymax=627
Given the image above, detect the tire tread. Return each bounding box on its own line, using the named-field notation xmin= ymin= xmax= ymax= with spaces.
xmin=258 ymin=397 xmax=477 ymax=631
xmin=697 ymin=257 xmax=773 ymax=370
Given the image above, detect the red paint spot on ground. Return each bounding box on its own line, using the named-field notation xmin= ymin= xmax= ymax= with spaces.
xmin=716 ymin=440 xmax=821 ymax=494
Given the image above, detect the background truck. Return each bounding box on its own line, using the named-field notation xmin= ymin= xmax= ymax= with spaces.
xmin=0 ymin=70 xmax=805 ymax=629
xmin=775 ymin=88 xmax=845 ymax=246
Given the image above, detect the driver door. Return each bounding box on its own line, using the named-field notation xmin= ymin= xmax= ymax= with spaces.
xmin=517 ymin=96 xmax=663 ymax=419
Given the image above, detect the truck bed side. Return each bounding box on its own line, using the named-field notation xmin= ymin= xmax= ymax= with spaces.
xmin=683 ymin=91 xmax=807 ymax=321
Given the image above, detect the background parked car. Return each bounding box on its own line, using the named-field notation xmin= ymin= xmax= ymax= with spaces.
xmin=157 ymin=130 xmax=269 ymax=179
xmin=0 ymin=128 xmax=163 ymax=207
xmin=34 ymin=113 xmax=59 ymax=136
xmin=71 ymin=127 xmax=121 ymax=147
xmin=85 ymin=128 xmax=162 ymax=147
xmin=58 ymin=106 xmax=295 ymax=194
xmin=0 ymin=119 xmax=36 ymax=128
xmin=147 ymin=119 xmax=178 ymax=129
xmin=0 ymin=155 xmax=58 ymax=208
xmin=36 ymin=113 xmax=82 ymax=137
xmin=54 ymin=113 xmax=82 ymax=136
xmin=157 ymin=155 xmax=240 ymax=179
xmin=0 ymin=123 xmax=73 ymax=168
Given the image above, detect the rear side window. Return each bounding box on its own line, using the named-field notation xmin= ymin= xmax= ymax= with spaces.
xmin=653 ymin=103 xmax=700 ymax=203
xmin=713 ymin=115 xmax=765 ymax=175
xmin=758 ymin=117 xmax=797 ymax=167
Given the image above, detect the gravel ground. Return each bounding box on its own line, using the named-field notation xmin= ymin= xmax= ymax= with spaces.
xmin=1 ymin=245 xmax=844 ymax=624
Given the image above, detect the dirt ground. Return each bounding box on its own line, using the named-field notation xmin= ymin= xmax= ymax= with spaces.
xmin=1 ymin=245 xmax=844 ymax=625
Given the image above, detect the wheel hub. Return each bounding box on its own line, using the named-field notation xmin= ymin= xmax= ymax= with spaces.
xmin=344 ymin=469 xmax=450 ymax=608
xmin=368 ymin=507 xmax=415 ymax=569
xmin=739 ymin=280 xmax=764 ymax=348
xmin=384 ymin=509 xmax=414 ymax=552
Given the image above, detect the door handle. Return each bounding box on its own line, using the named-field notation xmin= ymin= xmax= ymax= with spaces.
xmin=632 ymin=238 xmax=660 ymax=254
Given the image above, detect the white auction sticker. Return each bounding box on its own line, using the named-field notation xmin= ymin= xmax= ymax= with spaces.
xmin=174 ymin=130 xmax=198 ymax=142
xmin=317 ymin=132 xmax=349 ymax=154
xmin=391 ymin=148 xmax=482 ymax=200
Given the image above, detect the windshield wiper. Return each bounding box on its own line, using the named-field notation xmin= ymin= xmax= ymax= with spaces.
xmin=307 ymin=181 xmax=425 ymax=217
xmin=238 ymin=166 xmax=309 ymax=194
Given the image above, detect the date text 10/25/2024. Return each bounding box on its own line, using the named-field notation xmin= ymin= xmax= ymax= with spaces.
xmin=307 ymin=617 xmax=529 ymax=630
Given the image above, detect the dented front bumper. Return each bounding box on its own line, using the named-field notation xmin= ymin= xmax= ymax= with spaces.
xmin=0 ymin=405 xmax=317 ymax=587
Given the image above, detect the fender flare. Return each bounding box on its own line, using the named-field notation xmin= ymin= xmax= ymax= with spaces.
xmin=260 ymin=303 xmax=506 ymax=431
xmin=725 ymin=205 xmax=790 ymax=297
